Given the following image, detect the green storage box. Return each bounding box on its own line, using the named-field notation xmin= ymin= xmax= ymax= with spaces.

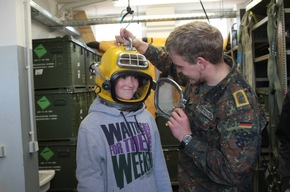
xmin=156 ymin=115 xmax=179 ymax=146
xmin=163 ymin=147 xmax=179 ymax=185
xmin=35 ymin=89 xmax=89 ymax=141
xmin=38 ymin=140 xmax=77 ymax=191
xmin=87 ymin=89 xmax=96 ymax=107
xmin=84 ymin=46 xmax=100 ymax=88
xmin=33 ymin=36 xmax=86 ymax=90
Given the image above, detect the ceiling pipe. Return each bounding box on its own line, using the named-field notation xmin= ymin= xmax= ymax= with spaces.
xmin=31 ymin=0 xmax=236 ymax=32
xmin=30 ymin=1 xmax=80 ymax=36
xmin=55 ymin=0 xmax=81 ymax=3
xmin=62 ymin=10 xmax=237 ymax=26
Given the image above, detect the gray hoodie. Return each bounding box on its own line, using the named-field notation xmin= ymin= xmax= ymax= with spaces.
xmin=76 ymin=98 xmax=172 ymax=192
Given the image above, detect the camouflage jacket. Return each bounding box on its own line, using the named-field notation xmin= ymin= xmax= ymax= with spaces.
xmin=144 ymin=45 xmax=267 ymax=192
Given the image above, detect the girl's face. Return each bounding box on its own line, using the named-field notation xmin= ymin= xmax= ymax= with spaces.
xmin=115 ymin=75 xmax=139 ymax=100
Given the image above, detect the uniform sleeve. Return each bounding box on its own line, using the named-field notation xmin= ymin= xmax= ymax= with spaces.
xmin=276 ymin=91 xmax=290 ymax=191
xmin=76 ymin=126 xmax=105 ymax=192
xmin=151 ymin=120 xmax=173 ymax=192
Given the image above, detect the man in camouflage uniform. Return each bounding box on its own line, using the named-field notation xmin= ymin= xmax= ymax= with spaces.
xmin=115 ymin=21 xmax=267 ymax=191
xmin=276 ymin=90 xmax=290 ymax=192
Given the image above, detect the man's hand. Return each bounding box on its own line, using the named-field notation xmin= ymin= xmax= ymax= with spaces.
xmin=114 ymin=28 xmax=148 ymax=54
xmin=114 ymin=28 xmax=135 ymax=46
xmin=167 ymin=108 xmax=192 ymax=142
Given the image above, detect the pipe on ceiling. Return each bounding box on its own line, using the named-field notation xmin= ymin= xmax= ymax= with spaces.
xmin=62 ymin=11 xmax=237 ymax=26
xmin=31 ymin=1 xmax=80 ymax=36
xmin=31 ymin=0 xmax=237 ymax=32
xmin=55 ymin=0 xmax=81 ymax=3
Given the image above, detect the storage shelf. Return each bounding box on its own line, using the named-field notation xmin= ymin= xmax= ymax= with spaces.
xmin=256 ymin=78 xmax=269 ymax=82
xmin=245 ymin=4 xmax=290 ymax=189
xmin=285 ymin=8 xmax=290 ymax=13
xmin=246 ymin=0 xmax=263 ymax=13
xmin=252 ymin=17 xmax=268 ymax=30
xmin=246 ymin=0 xmax=270 ymax=18
xmin=254 ymin=54 xmax=269 ymax=62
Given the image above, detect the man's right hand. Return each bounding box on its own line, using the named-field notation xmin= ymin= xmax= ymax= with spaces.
xmin=115 ymin=28 xmax=149 ymax=54
xmin=114 ymin=28 xmax=135 ymax=46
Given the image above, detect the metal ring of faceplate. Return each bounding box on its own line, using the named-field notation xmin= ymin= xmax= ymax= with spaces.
xmin=154 ymin=77 xmax=186 ymax=119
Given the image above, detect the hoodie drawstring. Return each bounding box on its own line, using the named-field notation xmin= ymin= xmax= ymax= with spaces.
xmin=120 ymin=111 xmax=150 ymax=153
xmin=134 ymin=115 xmax=150 ymax=153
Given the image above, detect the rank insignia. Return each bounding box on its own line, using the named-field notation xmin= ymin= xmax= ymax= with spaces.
xmin=196 ymin=104 xmax=213 ymax=120
xmin=233 ymin=90 xmax=249 ymax=107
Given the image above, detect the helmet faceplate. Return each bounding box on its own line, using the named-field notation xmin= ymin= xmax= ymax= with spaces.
xmin=95 ymin=45 xmax=154 ymax=106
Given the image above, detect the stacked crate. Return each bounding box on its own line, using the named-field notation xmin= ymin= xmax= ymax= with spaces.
xmin=33 ymin=36 xmax=100 ymax=191
xmin=155 ymin=115 xmax=179 ymax=187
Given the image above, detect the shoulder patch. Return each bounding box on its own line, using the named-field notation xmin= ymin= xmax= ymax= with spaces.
xmin=233 ymin=90 xmax=249 ymax=108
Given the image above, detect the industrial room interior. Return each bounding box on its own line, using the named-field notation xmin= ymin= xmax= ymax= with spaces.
xmin=0 ymin=0 xmax=289 ymax=191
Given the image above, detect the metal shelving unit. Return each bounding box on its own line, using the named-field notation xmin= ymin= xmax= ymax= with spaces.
xmin=239 ymin=0 xmax=290 ymax=191
xmin=278 ymin=1 xmax=290 ymax=96
xmin=247 ymin=3 xmax=271 ymax=191
xmin=245 ymin=0 xmax=289 ymax=191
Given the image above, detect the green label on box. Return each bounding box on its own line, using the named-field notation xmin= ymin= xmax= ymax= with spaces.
xmin=34 ymin=44 xmax=47 ymax=58
xmin=37 ymin=96 xmax=51 ymax=110
xmin=40 ymin=147 xmax=54 ymax=161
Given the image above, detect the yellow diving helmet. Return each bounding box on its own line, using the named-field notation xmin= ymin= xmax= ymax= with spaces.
xmin=92 ymin=39 xmax=154 ymax=109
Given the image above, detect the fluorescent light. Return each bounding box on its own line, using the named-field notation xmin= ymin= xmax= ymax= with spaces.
xmin=113 ymin=0 xmax=220 ymax=7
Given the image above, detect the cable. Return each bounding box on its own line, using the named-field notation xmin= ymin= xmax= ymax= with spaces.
xmin=119 ymin=0 xmax=134 ymax=29
xmin=199 ymin=0 xmax=210 ymax=23
xmin=134 ymin=116 xmax=150 ymax=153
xmin=120 ymin=112 xmax=139 ymax=152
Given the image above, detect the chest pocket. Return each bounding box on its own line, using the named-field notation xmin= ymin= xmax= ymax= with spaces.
xmin=187 ymin=103 xmax=220 ymax=147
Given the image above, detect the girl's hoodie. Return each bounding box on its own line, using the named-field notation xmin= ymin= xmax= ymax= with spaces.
xmin=76 ymin=98 xmax=172 ymax=192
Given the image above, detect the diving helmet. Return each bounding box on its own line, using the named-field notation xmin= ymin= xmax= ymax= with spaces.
xmin=92 ymin=40 xmax=154 ymax=109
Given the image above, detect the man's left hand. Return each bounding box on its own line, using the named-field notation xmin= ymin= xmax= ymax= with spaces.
xmin=167 ymin=108 xmax=192 ymax=141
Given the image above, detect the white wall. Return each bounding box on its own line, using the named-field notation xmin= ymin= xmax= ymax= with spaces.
xmin=0 ymin=0 xmax=39 ymax=191
xmin=93 ymin=23 xmax=143 ymax=41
